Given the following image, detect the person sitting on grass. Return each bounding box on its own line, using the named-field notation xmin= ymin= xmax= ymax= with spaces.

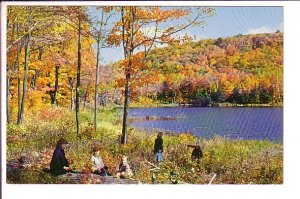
xmin=154 ymin=132 xmax=164 ymax=162
xmin=90 ymin=146 xmax=111 ymax=176
xmin=187 ymin=140 xmax=203 ymax=161
xmin=116 ymin=155 xmax=133 ymax=179
xmin=50 ymin=138 xmax=71 ymax=176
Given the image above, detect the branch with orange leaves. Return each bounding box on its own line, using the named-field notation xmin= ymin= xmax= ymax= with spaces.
xmin=7 ymin=21 xmax=41 ymax=51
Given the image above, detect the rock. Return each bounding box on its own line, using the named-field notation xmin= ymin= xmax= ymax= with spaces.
xmin=56 ymin=173 xmax=140 ymax=184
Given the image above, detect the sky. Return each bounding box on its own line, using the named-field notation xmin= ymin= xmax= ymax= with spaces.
xmin=88 ymin=6 xmax=283 ymax=65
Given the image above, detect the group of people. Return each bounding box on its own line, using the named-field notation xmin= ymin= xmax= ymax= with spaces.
xmin=50 ymin=138 xmax=133 ymax=178
xmin=50 ymin=132 xmax=203 ymax=177
xmin=90 ymin=146 xmax=133 ymax=178
xmin=153 ymin=132 xmax=203 ymax=162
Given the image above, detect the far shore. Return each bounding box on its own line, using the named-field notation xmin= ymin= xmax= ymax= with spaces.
xmin=118 ymin=102 xmax=284 ymax=108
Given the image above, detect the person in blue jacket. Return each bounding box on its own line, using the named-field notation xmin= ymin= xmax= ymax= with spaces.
xmin=50 ymin=138 xmax=70 ymax=176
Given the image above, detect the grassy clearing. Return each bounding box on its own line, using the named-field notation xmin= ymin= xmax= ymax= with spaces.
xmin=6 ymin=107 xmax=283 ymax=184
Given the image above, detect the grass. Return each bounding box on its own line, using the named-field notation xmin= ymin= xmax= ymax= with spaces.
xmin=6 ymin=107 xmax=283 ymax=184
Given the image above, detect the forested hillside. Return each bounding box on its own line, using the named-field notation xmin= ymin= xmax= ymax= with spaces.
xmin=132 ymin=32 xmax=283 ymax=106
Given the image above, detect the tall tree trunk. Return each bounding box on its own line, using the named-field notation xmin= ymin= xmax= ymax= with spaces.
xmin=94 ymin=35 xmax=100 ymax=132
xmin=6 ymin=65 xmax=10 ymax=124
xmin=30 ymin=69 xmax=39 ymax=90
xmin=75 ymin=16 xmax=82 ymax=139
xmin=47 ymin=66 xmax=59 ymax=106
xmin=71 ymin=88 xmax=74 ymax=111
xmin=51 ymin=66 xmax=59 ymax=106
xmin=94 ymin=10 xmax=104 ymax=132
xmin=68 ymin=76 xmax=74 ymax=111
xmin=18 ymin=30 xmax=31 ymax=125
xmin=31 ymin=48 xmax=42 ymax=90
xmin=121 ymin=7 xmax=135 ymax=144
xmin=17 ymin=29 xmax=22 ymax=125
xmin=121 ymin=72 xmax=130 ymax=144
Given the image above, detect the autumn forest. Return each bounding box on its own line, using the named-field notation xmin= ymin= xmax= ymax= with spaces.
xmin=6 ymin=6 xmax=283 ymax=184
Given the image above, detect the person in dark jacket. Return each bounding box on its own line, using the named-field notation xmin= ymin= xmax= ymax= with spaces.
xmin=50 ymin=138 xmax=70 ymax=176
xmin=187 ymin=140 xmax=203 ymax=161
xmin=154 ymin=132 xmax=163 ymax=162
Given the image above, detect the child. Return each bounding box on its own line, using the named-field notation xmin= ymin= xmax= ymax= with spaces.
xmin=90 ymin=146 xmax=110 ymax=176
xmin=116 ymin=155 xmax=133 ymax=179
xmin=153 ymin=132 xmax=163 ymax=162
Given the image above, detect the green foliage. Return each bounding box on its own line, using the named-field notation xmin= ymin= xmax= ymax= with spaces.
xmin=228 ymin=85 xmax=274 ymax=105
xmin=259 ymin=85 xmax=273 ymax=104
xmin=211 ymin=88 xmax=225 ymax=103
xmin=193 ymin=88 xmax=211 ymax=107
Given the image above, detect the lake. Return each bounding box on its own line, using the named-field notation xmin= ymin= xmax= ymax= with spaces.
xmin=128 ymin=107 xmax=283 ymax=141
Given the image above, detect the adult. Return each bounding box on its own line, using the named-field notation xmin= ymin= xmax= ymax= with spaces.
xmin=187 ymin=140 xmax=203 ymax=161
xmin=154 ymin=132 xmax=164 ymax=162
xmin=50 ymin=138 xmax=70 ymax=176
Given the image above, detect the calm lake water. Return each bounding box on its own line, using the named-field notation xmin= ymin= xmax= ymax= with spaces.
xmin=127 ymin=107 xmax=283 ymax=141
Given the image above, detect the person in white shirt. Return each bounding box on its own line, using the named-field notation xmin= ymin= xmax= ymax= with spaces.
xmin=90 ymin=146 xmax=110 ymax=176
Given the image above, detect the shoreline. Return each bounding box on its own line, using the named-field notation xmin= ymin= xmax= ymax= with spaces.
xmin=122 ymin=102 xmax=283 ymax=108
xmin=128 ymin=126 xmax=283 ymax=144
